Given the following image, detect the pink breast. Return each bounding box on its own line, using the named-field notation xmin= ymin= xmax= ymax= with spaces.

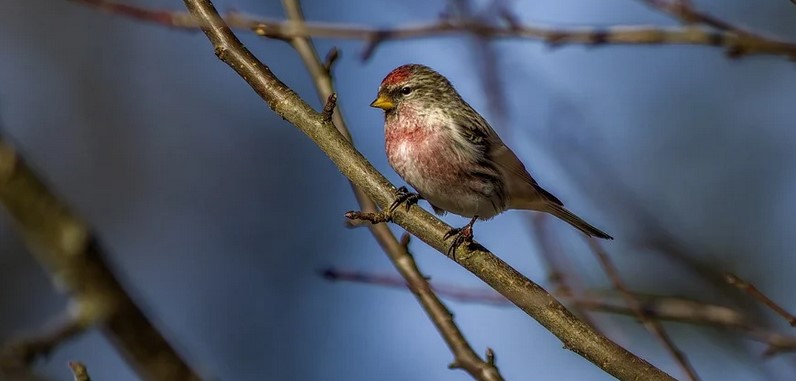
xmin=385 ymin=117 xmax=461 ymax=184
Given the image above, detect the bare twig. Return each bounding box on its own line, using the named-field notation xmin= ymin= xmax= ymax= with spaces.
xmin=1 ymin=314 xmax=87 ymax=375
xmin=322 ymin=267 xmax=511 ymax=306
xmin=322 ymin=47 xmax=340 ymax=74
xmin=281 ymin=1 xmax=501 ymax=378
xmin=587 ymin=238 xmax=700 ymax=381
xmin=725 ymin=273 xmax=796 ymax=327
xmin=68 ymin=362 xmax=90 ymax=381
xmin=531 ymin=215 xmax=600 ymax=330
xmin=323 ymin=268 xmax=796 ymax=353
xmin=179 ymin=2 xmax=675 ymax=379
xmin=0 ymin=138 xmax=201 ymax=380
xmin=320 ymin=93 xmax=337 ymax=123
xmin=345 ymin=210 xmax=392 ymax=224
xmin=74 ymin=0 xmax=796 ymax=60
xmin=638 ymin=0 xmax=745 ymax=31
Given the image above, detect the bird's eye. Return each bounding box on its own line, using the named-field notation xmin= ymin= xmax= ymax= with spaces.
xmin=400 ymin=86 xmax=412 ymax=95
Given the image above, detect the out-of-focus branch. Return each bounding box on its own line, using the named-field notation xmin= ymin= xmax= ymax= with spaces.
xmin=638 ymin=0 xmax=745 ymax=32
xmin=280 ymin=1 xmax=501 ymax=379
xmin=725 ymin=273 xmax=796 ymax=327
xmin=68 ymin=362 xmax=90 ymax=381
xmin=74 ymin=0 xmax=796 ymax=60
xmin=531 ymin=215 xmax=601 ymax=331
xmin=322 ymin=268 xmax=796 ymax=353
xmin=587 ymin=239 xmax=700 ymax=381
xmin=0 ymin=314 xmax=86 ymax=377
xmin=180 ymin=1 xmax=674 ymax=379
xmin=0 ymin=138 xmax=201 ymax=380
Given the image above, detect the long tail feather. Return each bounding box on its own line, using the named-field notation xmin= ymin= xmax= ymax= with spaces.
xmin=544 ymin=203 xmax=613 ymax=240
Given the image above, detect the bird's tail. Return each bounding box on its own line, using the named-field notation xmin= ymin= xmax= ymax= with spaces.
xmin=542 ymin=203 xmax=613 ymax=240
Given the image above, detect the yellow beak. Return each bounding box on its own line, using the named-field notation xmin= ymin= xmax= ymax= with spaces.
xmin=369 ymin=94 xmax=395 ymax=110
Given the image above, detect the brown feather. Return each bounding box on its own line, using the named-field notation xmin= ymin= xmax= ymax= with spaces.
xmin=490 ymin=143 xmax=562 ymax=207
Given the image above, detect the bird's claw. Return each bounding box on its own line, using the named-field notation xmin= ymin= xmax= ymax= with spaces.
xmin=389 ymin=186 xmax=422 ymax=213
xmin=443 ymin=224 xmax=474 ymax=258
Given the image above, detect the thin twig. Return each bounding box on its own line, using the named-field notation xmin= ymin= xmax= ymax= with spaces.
xmin=68 ymin=362 xmax=90 ymax=381
xmin=0 ymin=138 xmax=201 ymax=380
xmin=638 ymin=0 xmax=746 ymax=31
xmin=320 ymin=93 xmax=337 ymax=123
xmin=281 ymin=1 xmax=501 ymax=378
xmin=323 ymin=268 xmax=796 ymax=352
xmin=179 ymin=1 xmax=675 ymax=379
xmin=74 ymin=0 xmax=796 ymax=60
xmin=587 ymin=238 xmax=701 ymax=381
xmin=725 ymin=273 xmax=796 ymax=327
xmin=531 ymin=215 xmax=601 ymax=330
xmin=1 ymin=314 xmax=87 ymax=375
xmin=345 ymin=210 xmax=391 ymax=224
xmin=322 ymin=47 xmax=340 ymax=74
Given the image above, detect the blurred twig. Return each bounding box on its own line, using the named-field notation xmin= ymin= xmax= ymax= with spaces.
xmin=638 ymin=0 xmax=746 ymax=32
xmin=321 ymin=268 xmax=796 ymax=353
xmin=68 ymin=362 xmax=90 ymax=381
xmin=74 ymin=0 xmax=796 ymax=60
xmin=725 ymin=273 xmax=796 ymax=327
xmin=587 ymin=238 xmax=701 ymax=381
xmin=281 ymin=1 xmax=502 ymax=379
xmin=531 ymin=215 xmax=601 ymax=331
xmin=0 ymin=138 xmax=201 ymax=380
xmin=1 ymin=315 xmax=86 ymax=377
xmin=180 ymin=0 xmax=674 ymax=379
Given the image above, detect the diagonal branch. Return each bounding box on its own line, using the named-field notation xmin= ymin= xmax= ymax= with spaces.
xmin=68 ymin=362 xmax=90 ymax=381
xmin=725 ymin=273 xmax=796 ymax=327
xmin=531 ymin=215 xmax=601 ymax=331
xmin=0 ymin=138 xmax=201 ymax=380
xmin=280 ymin=0 xmax=501 ymax=379
xmin=180 ymin=0 xmax=675 ymax=379
xmin=74 ymin=0 xmax=796 ymax=60
xmin=587 ymin=238 xmax=701 ymax=381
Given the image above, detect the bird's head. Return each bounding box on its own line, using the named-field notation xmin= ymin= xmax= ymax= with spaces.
xmin=370 ymin=64 xmax=459 ymax=112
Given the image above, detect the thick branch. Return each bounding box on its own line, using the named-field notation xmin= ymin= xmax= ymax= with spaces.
xmin=75 ymin=0 xmax=796 ymax=60
xmin=281 ymin=0 xmax=501 ymax=379
xmin=180 ymin=1 xmax=674 ymax=379
xmin=0 ymin=138 xmax=201 ymax=380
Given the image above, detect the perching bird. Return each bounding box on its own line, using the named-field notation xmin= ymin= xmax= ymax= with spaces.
xmin=370 ymin=64 xmax=612 ymax=252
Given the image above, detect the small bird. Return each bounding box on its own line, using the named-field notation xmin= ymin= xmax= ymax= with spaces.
xmin=370 ymin=64 xmax=612 ymax=252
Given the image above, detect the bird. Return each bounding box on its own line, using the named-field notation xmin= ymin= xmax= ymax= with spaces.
xmin=370 ymin=64 xmax=612 ymax=253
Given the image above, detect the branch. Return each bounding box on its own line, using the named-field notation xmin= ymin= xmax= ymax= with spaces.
xmin=75 ymin=0 xmax=796 ymax=60
xmin=587 ymin=238 xmax=700 ymax=381
xmin=180 ymin=0 xmax=674 ymax=379
xmin=0 ymin=138 xmax=201 ymax=380
xmin=322 ymin=268 xmax=796 ymax=354
xmin=68 ymin=362 xmax=90 ymax=381
xmin=1 ymin=314 xmax=87 ymax=376
xmin=280 ymin=0 xmax=501 ymax=379
xmin=531 ymin=215 xmax=601 ymax=331
xmin=725 ymin=273 xmax=796 ymax=327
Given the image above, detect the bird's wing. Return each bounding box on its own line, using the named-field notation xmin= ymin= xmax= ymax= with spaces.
xmin=451 ymin=103 xmax=563 ymax=207
xmin=489 ymin=143 xmax=563 ymax=206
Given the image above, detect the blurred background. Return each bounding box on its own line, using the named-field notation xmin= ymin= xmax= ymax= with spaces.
xmin=1 ymin=0 xmax=796 ymax=380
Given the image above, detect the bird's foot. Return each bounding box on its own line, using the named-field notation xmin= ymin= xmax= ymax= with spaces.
xmin=389 ymin=186 xmax=423 ymax=213
xmin=443 ymin=216 xmax=478 ymax=258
